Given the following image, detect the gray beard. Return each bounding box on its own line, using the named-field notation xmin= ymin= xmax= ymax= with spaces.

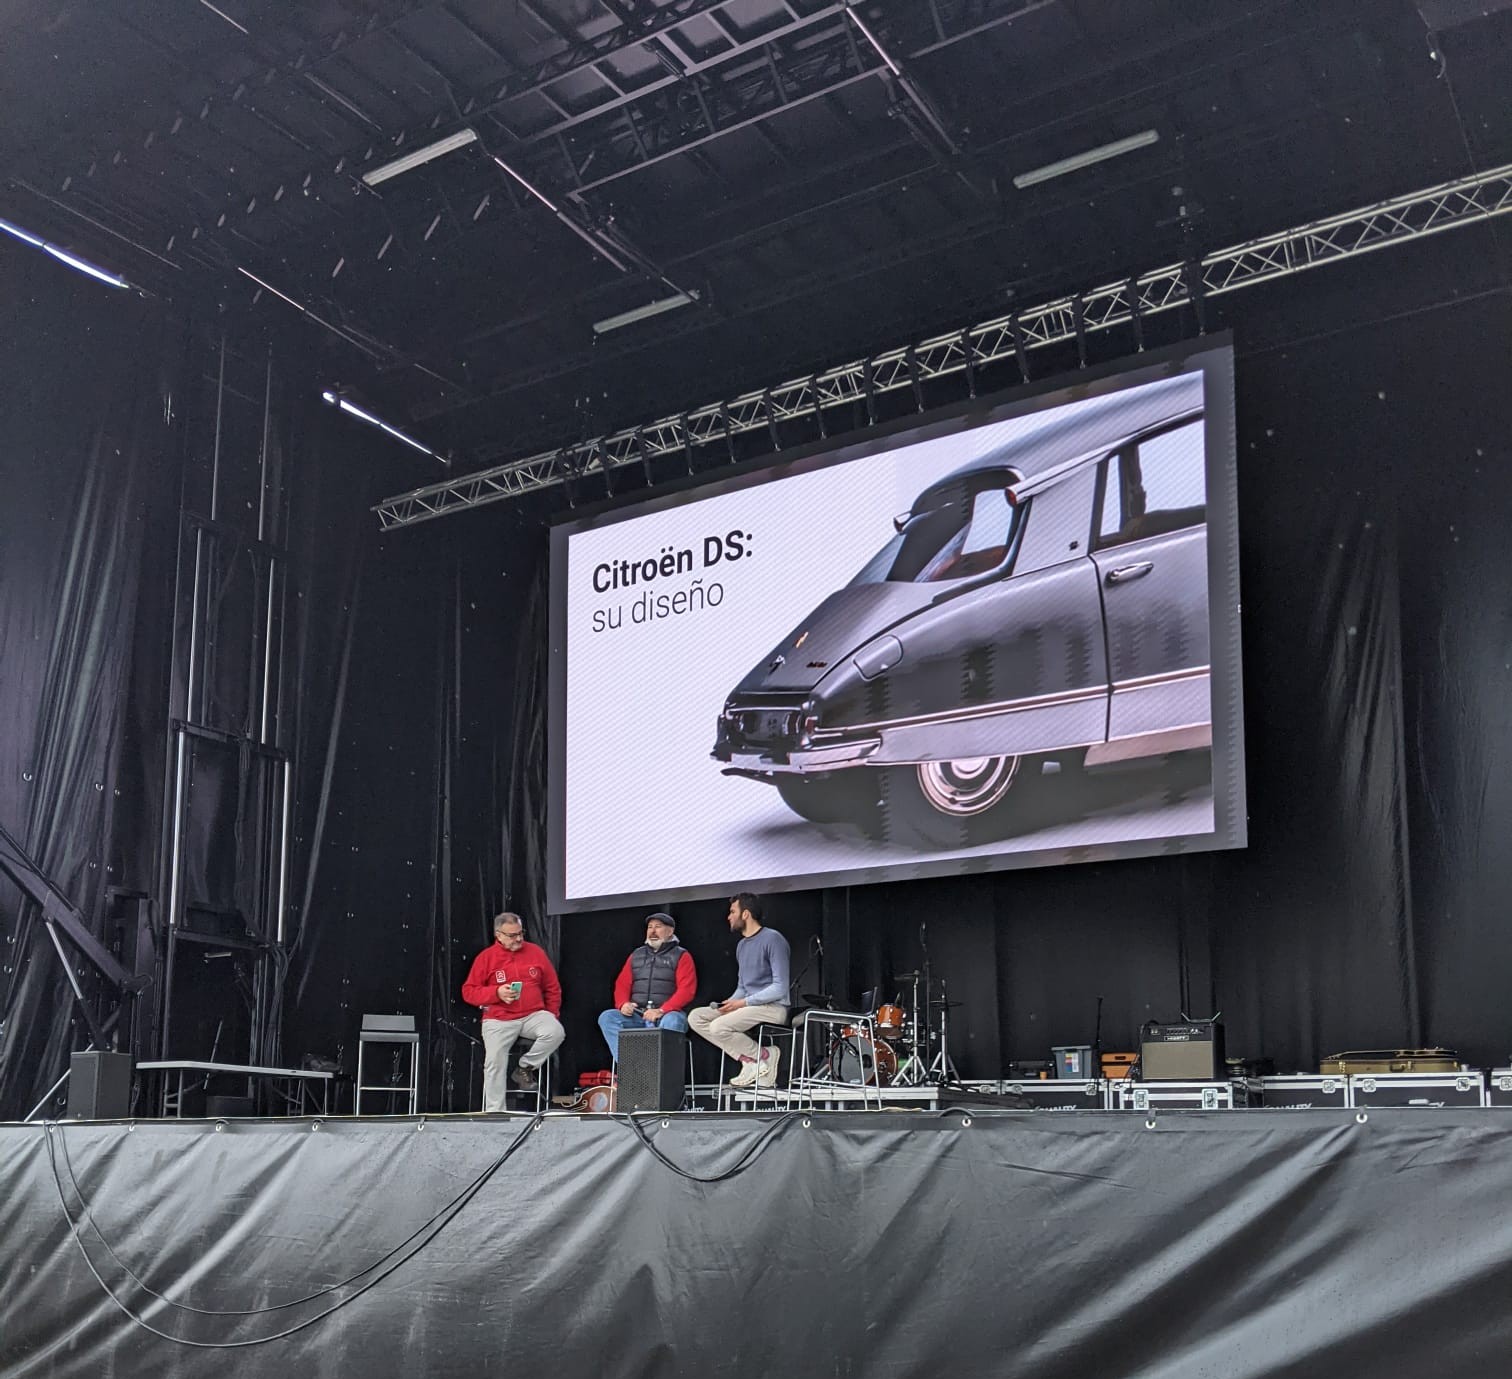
xmin=645 ymin=937 xmax=668 ymax=951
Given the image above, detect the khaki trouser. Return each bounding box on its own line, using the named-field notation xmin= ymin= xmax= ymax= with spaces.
xmin=481 ymin=1012 xmax=565 ymax=1112
xmin=688 ymin=1003 xmax=788 ymax=1062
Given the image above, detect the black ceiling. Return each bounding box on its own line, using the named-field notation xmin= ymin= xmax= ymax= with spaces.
xmin=3 ymin=0 xmax=1510 ymax=473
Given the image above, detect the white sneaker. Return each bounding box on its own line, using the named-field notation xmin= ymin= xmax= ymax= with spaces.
xmin=727 ymin=1059 xmax=759 ymax=1087
xmin=755 ymin=1046 xmax=782 ymax=1090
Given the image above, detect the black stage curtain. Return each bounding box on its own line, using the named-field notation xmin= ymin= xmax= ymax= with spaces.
xmin=427 ymin=277 xmax=1512 ymax=1089
xmin=5 ymin=235 xmax=1512 ymax=1116
xmin=7 ymin=1112 xmax=1512 ymax=1377
xmin=0 ymin=249 xmax=183 ymax=1115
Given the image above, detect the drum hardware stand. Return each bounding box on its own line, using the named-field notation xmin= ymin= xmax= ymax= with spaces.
xmin=926 ymin=977 xmax=959 ymax=1085
xmin=893 ymin=969 xmax=928 ymax=1087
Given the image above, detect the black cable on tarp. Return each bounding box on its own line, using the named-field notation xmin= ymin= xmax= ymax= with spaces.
xmin=614 ymin=1109 xmax=801 ymax=1182
xmin=43 ymin=1114 xmax=540 ymax=1348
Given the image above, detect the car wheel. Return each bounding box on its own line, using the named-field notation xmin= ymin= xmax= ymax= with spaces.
xmin=774 ymin=772 xmax=880 ymax=826
xmin=878 ymin=755 xmax=1028 ymax=848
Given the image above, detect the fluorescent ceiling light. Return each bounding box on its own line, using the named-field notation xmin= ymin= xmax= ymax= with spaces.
xmin=592 ymin=291 xmax=700 ymax=335
xmin=843 ymin=4 xmax=902 ymax=76
xmin=322 ymin=390 xmax=447 ymax=464
xmin=362 ymin=128 xmax=479 ymax=187
xmin=1012 ymin=130 xmax=1160 ymax=189
xmin=0 ymin=215 xmax=133 ymax=289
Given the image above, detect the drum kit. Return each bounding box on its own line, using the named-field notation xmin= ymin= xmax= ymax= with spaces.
xmin=812 ymin=967 xmax=960 ymax=1090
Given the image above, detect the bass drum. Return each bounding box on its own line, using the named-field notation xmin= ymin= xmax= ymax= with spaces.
xmin=832 ymin=1034 xmax=897 ymax=1087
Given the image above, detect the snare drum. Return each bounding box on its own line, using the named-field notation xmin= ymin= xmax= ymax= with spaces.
xmin=874 ymin=1004 xmax=906 ymax=1039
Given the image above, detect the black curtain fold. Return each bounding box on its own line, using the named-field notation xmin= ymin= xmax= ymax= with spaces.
xmin=0 ymin=248 xmax=183 ymax=1115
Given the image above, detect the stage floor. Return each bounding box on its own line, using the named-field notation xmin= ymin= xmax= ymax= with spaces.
xmin=5 ymin=1108 xmax=1512 ymax=1378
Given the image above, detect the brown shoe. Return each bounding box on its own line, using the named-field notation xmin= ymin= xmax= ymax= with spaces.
xmin=511 ymin=1065 xmax=538 ymax=1091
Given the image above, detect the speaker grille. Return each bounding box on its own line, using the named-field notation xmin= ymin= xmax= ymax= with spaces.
xmin=1141 ymin=1039 xmax=1220 ymax=1081
xmin=618 ymin=1029 xmax=686 ymax=1112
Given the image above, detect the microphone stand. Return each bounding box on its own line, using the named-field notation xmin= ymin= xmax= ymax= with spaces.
xmin=436 ymin=1016 xmax=481 ymax=1113
xmin=919 ymin=920 xmax=933 ymax=1075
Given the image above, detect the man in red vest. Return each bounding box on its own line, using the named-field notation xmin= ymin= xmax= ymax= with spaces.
xmin=461 ymin=912 xmax=564 ymax=1111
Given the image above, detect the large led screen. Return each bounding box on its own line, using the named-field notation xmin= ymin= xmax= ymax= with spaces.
xmin=548 ymin=340 xmax=1243 ymax=912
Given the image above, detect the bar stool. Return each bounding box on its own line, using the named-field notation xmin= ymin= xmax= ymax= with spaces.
xmin=503 ymin=1051 xmax=552 ymax=1115
xmin=355 ymin=1014 xmax=420 ymax=1115
xmin=790 ymin=1009 xmax=883 ymax=1111
xmin=718 ymin=1022 xmax=796 ymax=1110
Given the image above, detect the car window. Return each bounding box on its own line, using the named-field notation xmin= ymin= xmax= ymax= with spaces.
xmin=1099 ymin=465 xmax=1123 ymax=542
xmin=851 ymin=485 xmax=1019 ymax=584
xmin=1096 ymin=418 xmax=1205 ymax=548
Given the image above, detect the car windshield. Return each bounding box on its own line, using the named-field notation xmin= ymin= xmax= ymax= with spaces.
xmin=851 ymin=483 xmax=1019 ymax=585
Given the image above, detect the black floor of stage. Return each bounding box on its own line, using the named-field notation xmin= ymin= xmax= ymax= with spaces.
xmin=4 ymin=1109 xmax=1512 ymax=1379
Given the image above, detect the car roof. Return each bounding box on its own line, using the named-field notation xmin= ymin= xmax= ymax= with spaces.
xmin=912 ymin=372 xmax=1205 ymax=513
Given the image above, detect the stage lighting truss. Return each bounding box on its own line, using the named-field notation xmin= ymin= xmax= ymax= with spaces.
xmin=374 ymin=159 xmax=1512 ymax=529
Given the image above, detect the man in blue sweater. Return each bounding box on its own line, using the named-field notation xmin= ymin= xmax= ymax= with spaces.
xmin=688 ymin=893 xmax=791 ymax=1089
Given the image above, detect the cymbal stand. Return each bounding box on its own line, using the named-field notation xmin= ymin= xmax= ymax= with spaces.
xmin=893 ymin=969 xmax=927 ymax=1086
xmin=926 ymin=977 xmax=958 ymax=1084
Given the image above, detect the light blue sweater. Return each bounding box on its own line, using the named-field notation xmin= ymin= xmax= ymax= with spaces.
xmin=731 ymin=927 xmax=791 ymax=1008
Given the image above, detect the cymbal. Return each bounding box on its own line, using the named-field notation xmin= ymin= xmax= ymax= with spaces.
xmin=800 ymin=992 xmax=835 ymax=1006
xmin=894 ymin=970 xmax=924 ymax=981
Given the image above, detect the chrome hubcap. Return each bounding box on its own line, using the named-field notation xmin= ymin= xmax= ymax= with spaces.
xmin=916 ymin=756 xmax=1019 ymax=816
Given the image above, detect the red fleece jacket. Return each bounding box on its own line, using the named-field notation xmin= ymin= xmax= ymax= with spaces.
xmin=462 ymin=941 xmax=562 ymax=1023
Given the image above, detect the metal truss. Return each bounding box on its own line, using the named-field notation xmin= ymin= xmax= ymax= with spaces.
xmin=20 ymin=0 xmax=774 ymax=266
xmin=373 ymin=159 xmax=1512 ymax=528
xmin=205 ymin=0 xmax=1028 ymax=283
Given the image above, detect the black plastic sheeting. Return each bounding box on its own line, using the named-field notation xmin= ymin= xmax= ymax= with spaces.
xmin=0 ymin=254 xmax=182 ymax=1108
xmin=4 ymin=1110 xmax=1512 ymax=1377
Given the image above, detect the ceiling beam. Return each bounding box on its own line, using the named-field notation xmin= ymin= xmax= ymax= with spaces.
xmin=0 ymin=0 xmax=445 ymax=183
xmin=231 ymin=0 xmax=1044 ymax=298
xmin=24 ymin=0 xmax=777 ymax=268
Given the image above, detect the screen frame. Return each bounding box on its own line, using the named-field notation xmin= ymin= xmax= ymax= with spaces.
xmin=547 ymin=335 xmax=1243 ymax=914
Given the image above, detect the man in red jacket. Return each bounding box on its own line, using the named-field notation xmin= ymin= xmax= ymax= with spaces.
xmin=461 ymin=912 xmax=564 ymax=1111
xmin=597 ymin=912 xmax=698 ymax=1061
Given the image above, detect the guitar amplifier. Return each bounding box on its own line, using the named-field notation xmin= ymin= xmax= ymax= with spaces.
xmin=618 ymin=1029 xmax=687 ymax=1112
xmin=1141 ymin=1021 xmax=1225 ymax=1082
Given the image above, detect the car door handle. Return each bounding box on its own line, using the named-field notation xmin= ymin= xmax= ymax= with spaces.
xmin=1105 ymin=561 xmax=1154 ymax=585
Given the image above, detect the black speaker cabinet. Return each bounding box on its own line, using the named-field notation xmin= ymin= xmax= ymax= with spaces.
xmin=1141 ymin=1022 xmax=1225 ymax=1081
xmin=67 ymin=1051 xmax=133 ymax=1119
xmin=618 ymin=1029 xmax=687 ymax=1112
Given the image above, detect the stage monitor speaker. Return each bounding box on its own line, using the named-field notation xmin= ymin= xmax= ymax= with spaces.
xmin=618 ymin=1029 xmax=686 ymax=1112
xmin=67 ymin=1051 xmax=133 ymax=1119
xmin=1141 ymin=1022 xmax=1225 ymax=1081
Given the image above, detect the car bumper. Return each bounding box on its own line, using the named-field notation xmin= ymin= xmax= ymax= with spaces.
xmin=713 ymin=735 xmax=882 ymax=774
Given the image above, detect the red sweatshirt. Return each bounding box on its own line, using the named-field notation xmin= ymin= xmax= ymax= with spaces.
xmin=612 ymin=949 xmax=698 ymax=1013
xmin=462 ymin=941 xmax=562 ymax=1023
